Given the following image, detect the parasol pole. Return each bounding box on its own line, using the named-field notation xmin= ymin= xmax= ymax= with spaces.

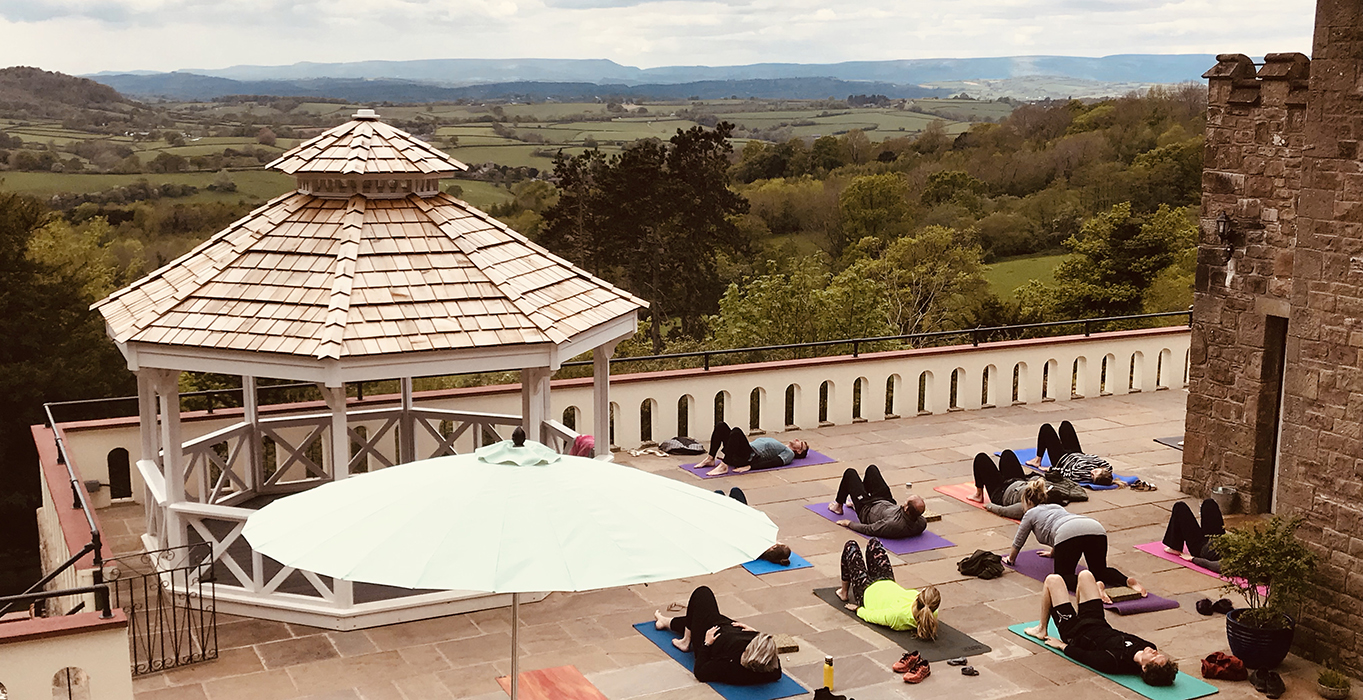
xmin=511 ymin=592 xmax=520 ymax=700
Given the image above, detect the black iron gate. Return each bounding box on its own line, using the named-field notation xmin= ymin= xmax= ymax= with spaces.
xmin=105 ymin=542 xmax=218 ymax=675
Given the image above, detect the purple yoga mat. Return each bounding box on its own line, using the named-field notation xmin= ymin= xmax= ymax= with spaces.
xmin=802 ymin=502 xmax=955 ymax=555
xmin=680 ymin=449 xmax=836 ymax=479
xmin=1006 ymin=549 xmax=1180 ymax=615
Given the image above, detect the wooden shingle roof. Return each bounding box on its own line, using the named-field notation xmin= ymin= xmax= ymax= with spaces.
xmin=93 ymin=192 xmax=647 ymax=360
xmin=267 ymin=110 xmax=467 ymax=176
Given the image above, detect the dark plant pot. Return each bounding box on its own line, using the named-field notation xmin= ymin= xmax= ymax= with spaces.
xmin=1226 ymin=608 xmax=1295 ymax=670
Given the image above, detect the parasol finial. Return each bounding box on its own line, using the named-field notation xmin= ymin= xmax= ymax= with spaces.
xmin=512 ymin=426 xmax=526 ymax=447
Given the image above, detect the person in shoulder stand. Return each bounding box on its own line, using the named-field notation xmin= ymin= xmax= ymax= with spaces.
xmin=1025 ymin=570 xmax=1179 ymax=686
xmin=828 ymin=465 xmax=927 ymax=539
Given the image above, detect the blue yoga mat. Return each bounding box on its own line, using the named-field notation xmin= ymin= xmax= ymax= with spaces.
xmin=997 ymin=447 xmax=1139 ymax=490
xmin=1008 ymin=621 xmax=1218 ymax=700
xmin=742 ymin=551 xmax=813 ymax=576
xmin=632 ymin=622 xmax=809 ymax=700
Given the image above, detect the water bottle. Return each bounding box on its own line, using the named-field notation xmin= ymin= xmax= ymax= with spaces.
xmin=823 ymin=655 xmax=834 ymax=689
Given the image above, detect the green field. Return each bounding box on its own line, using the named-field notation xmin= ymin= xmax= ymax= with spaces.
xmin=985 ymin=253 xmax=1067 ymax=299
xmin=0 ymin=170 xmax=295 ymax=203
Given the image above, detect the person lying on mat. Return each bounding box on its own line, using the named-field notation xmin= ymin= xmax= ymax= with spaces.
xmin=1025 ymin=570 xmax=1178 ymax=686
xmin=837 ymin=539 xmax=941 ymax=639
xmin=1025 ymin=421 xmax=1115 ymax=486
xmin=828 ymin=465 xmax=927 ymax=538
xmin=1005 ymin=480 xmax=1148 ymax=601
xmin=653 ymin=585 xmax=782 ymax=685
xmin=1162 ymin=498 xmax=1225 ymax=573
xmin=696 ymin=420 xmax=809 ymax=476
xmin=968 ymin=449 xmax=1034 ymax=516
xmin=719 ymin=487 xmax=794 ymax=566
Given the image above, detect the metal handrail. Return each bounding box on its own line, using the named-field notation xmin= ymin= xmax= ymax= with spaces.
xmin=41 ymin=310 xmax=1191 ymax=422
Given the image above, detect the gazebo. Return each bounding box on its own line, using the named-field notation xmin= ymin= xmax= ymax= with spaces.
xmin=92 ymin=109 xmax=647 ymax=628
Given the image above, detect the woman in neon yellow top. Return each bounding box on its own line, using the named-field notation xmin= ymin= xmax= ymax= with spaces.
xmin=837 ymin=539 xmax=941 ymax=639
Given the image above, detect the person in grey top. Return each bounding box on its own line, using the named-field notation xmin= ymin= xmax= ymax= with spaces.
xmin=828 ymin=465 xmax=928 ymax=539
xmin=698 ymin=421 xmax=809 ymax=476
xmin=1004 ymin=480 xmax=1148 ymax=601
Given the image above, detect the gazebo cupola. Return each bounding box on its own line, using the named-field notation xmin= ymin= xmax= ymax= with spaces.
xmin=89 ymin=111 xmax=647 ymax=628
xmin=281 ymin=109 xmax=456 ymax=199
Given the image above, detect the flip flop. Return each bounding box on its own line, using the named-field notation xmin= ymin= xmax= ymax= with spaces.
xmin=666 ymin=601 xmax=686 ymax=613
xmin=947 ymin=657 xmax=968 ymax=666
xmin=961 ymin=666 xmax=979 ymax=676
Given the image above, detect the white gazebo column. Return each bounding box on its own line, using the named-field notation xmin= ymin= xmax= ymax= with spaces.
xmin=321 ymin=385 xmax=350 ymax=480
xmin=155 ymin=369 xmax=186 ymax=549
xmin=521 ymin=367 xmax=551 ymax=443
xmin=243 ymin=376 xmax=261 ymax=491
xmin=136 ymin=371 xmax=160 ymax=466
xmin=593 ymin=343 xmax=616 ymax=458
xmin=399 ymin=377 xmax=416 ymax=464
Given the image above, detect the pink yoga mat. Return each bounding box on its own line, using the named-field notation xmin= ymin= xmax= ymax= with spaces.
xmin=803 ymin=502 xmax=955 ymax=555
xmin=934 ymin=482 xmax=1019 ymax=521
xmin=680 ymin=450 xmax=836 ymax=479
xmin=1134 ymin=542 xmax=1267 ymax=596
xmin=1006 ymin=549 xmax=1180 ymax=615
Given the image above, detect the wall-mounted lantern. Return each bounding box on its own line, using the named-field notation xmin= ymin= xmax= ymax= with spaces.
xmin=1216 ymin=211 xmax=1235 ymax=262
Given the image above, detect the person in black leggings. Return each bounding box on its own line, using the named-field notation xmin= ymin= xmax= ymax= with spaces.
xmin=653 ymin=586 xmax=782 ymax=685
xmin=1162 ymin=499 xmax=1225 ymax=570
xmin=1027 ymin=421 xmax=1114 ymax=485
xmin=970 ymin=450 xmax=1028 ymax=504
xmin=696 ymin=421 xmax=808 ymax=476
xmin=829 ymin=465 xmax=927 ymax=539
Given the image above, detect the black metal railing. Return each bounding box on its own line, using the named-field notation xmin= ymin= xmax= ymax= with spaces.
xmin=105 ymin=542 xmax=218 ymax=675
xmin=42 ymin=310 xmax=1191 ymax=424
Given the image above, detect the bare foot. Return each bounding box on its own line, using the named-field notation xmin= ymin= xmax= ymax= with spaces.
xmin=1025 ymin=456 xmax=1042 ymax=468
xmin=671 ymin=637 xmax=690 ymax=652
xmin=966 ymin=491 xmax=986 ymax=503
xmin=1128 ymin=578 xmax=1149 ymax=598
xmin=1024 ymin=625 xmax=1047 ymax=641
xmin=828 ymin=501 xmax=844 ymax=515
xmin=705 ymin=462 xmax=729 ymax=476
xmin=696 ymin=455 xmax=716 ymax=469
xmin=1097 ymin=582 xmax=1114 ymax=604
xmin=1165 ymin=546 xmax=1194 ymax=561
xmin=836 ymin=586 xmax=848 ymax=602
xmin=733 ymin=465 xmax=751 ymax=473
xmin=654 ymin=610 xmax=670 ymax=631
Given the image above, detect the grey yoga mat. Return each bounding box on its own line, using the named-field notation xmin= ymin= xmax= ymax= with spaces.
xmin=812 ymin=587 xmax=991 ymax=662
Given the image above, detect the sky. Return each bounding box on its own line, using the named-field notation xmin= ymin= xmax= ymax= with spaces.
xmin=0 ymin=0 xmax=1317 ymax=75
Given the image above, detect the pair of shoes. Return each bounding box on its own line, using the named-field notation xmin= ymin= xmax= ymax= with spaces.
xmin=961 ymin=666 xmax=979 ymax=677
xmin=1251 ymin=669 xmax=1286 ymax=698
xmin=1201 ymin=652 xmax=1247 ymax=681
xmin=891 ymin=651 xmax=922 ymax=674
xmin=1130 ymin=479 xmax=1158 ymax=491
xmin=902 ymin=660 xmax=931 ymax=684
xmin=759 ymin=543 xmax=791 ymax=566
xmin=946 ymin=657 xmax=968 ymax=666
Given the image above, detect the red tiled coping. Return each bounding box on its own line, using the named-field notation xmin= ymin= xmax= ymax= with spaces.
xmin=49 ymin=326 xmax=1188 ymax=434
xmin=0 ymin=609 xmax=127 ymax=645
xmin=33 ymin=425 xmax=112 ymax=571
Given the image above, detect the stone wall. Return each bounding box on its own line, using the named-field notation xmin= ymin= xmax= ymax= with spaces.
xmin=1277 ymin=0 xmax=1363 ymax=672
xmin=1186 ymin=0 xmax=1363 ymax=672
xmin=1182 ymin=52 xmax=1308 ymax=510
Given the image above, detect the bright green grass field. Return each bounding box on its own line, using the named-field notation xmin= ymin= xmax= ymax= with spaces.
xmin=0 ymin=170 xmax=296 ymax=203
xmin=444 ymin=179 xmax=515 ymax=209
xmin=985 ymin=253 xmax=1067 ymax=299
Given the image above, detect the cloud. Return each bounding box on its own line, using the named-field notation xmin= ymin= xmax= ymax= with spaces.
xmin=0 ymin=0 xmax=1316 ymax=75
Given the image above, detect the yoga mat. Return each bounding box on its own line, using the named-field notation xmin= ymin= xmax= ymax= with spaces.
xmin=1008 ymin=621 xmax=1219 ymax=700
xmin=1001 ymin=447 xmax=1138 ymax=490
xmin=1134 ymin=542 xmax=1268 ymax=596
xmin=1005 ymin=550 xmax=1180 ymax=615
xmin=496 ymin=665 xmax=608 ymax=700
xmin=632 ymin=622 xmax=808 ymax=700
xmin=742 ymin=551 xmax=813 ymax=576
xmin=681 ymin=450 xmax=836 ymax=479
xmin=803 ymin=503 xmax=955 ymax=555
xmin=811 ymin=587 xmax=991 ymax=661
xmin=1155 ymin=436 xmax=1185 ymax=450
xmin=933 ymin=482 xmax=1019 ymax=521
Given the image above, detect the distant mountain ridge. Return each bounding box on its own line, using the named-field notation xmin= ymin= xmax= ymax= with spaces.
xmin=138 ymin=55 xmax=1215 ymax=86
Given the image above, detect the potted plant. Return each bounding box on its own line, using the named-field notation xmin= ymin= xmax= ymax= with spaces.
xmin=1318 ymin=666 xmax=1351 ymax=700
xmin=1210 ymin=516 xmax=1316 ymax=670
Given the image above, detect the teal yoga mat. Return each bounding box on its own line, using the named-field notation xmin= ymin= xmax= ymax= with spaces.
xmin=742 ymin=551 xmax=813 ymax=575
xmin=633 ymin=622 xmax=809 ymax=700
xmin=1007 ymin=621 xmax=1218 ymax=700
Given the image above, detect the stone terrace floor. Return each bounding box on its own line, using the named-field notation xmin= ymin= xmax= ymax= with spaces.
xmin=116 ymin=389 xmax=1330 ymax=700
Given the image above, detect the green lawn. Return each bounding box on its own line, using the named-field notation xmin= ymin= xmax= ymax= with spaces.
xmin=985 ymin=253 xmax=1067 ymax=299
xmin=0 ymin=170 xmax=295 ymax=203
xmin=444 ymin=179 xmax=515 ymax=209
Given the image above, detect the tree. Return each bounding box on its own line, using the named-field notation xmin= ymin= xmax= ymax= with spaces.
xmin=256 ymin=127 xmax=277 ymax=146
xmin=708 ymin=258 xmax=893 ymax=348
xmin=836 ymin=173 xmax=913 ymax=255
xmin=844 ymin=225 xmax=992 ymax=336
xmin=921 ymin=170 xmax=988 ymax=208
xmin=539 ymin=124 xmax=751 ymax=353
xmin=1051 ymin=202 xmax=1197 ymax=318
